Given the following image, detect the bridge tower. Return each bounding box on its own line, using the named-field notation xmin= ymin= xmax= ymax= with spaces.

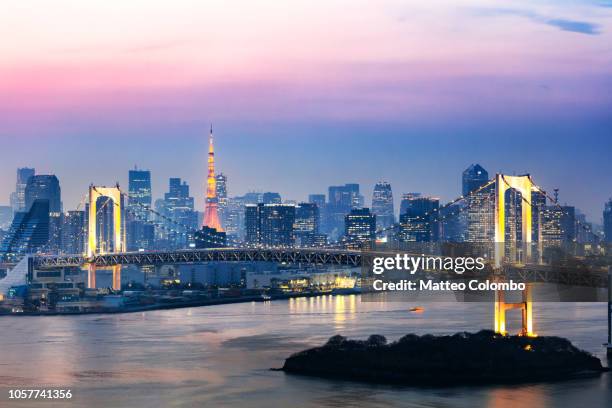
xmin=493 ymin=283 xmax=535 ymax=337
xmin=87 ymin=185 xmax=125 ymax=290
xmin=493 ymin=174 xmax=537 ymax=336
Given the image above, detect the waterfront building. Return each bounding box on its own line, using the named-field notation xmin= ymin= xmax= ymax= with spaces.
xmin=194 ymin=226 xmax=227 ymax=248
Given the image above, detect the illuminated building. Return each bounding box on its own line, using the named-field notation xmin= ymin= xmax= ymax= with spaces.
xmin=61 ymin=210 xmax=86 ymax=254
xmin=371 ymin=181 xmax=394 ymax=229
xmin=344 ymin=208 xmax=376 ymax=246
xmin=294 ymin=202 xmax=321 ymax=246
xmin=398 ymin=197 xmax=439 ymax=242
xmin=194 ymin=226 xmax=227 ymax=248
xmin=159 ymin=178 xmax=196 ymax=249
xmin=202 ymin=125 xmax=223 ymax=231
xmin=245 ymin=203 xmax=296 ymax=246
xmin=128 ymin=167 xmax=152 ymax=221
xmin=466 ymin=183 xmax=495 ymax=243
xmin=216 ymin=173 xmax=228 ymax=229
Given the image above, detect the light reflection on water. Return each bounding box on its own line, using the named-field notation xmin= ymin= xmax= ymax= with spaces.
xmin=0 ymin=296 xmax=610 ymax=408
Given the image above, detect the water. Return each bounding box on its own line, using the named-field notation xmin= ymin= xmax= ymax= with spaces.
xmin=1 ymin=296 xmax=611 ymax=407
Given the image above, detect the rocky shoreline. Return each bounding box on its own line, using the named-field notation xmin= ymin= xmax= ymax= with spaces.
xmin=281 ymin=330 xmax=608 ymax=385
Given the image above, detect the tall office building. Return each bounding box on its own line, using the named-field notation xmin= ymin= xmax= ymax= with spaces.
xmin=245 ymin=203 xmax=296 ymax=246
xmin=398 ymin=197 xmax=439 ymax=242
xmin=11 ymin=167 xmax=35 ymax=213
xmin=399 ymin=193 xmax=421 ymax=216
xmin=224 ymin=196 xmax=246 ymax=239
xmin=159 ymin=178 xmax=197 ymax=249
xmin=294 ymin=202 xmax=324 ymax=246
xmin=540 ymin=205 xmax=576 ymax=246
xmin=61 ymin=210 xmax=86 ymax=254
xmin=371 ymin=181 xmax=394 ymax=229
xmin=326 ymin=184 xmax=363 ymax=239
xmin=216 ymin=173 xmax=228 ymax=228
xmin=466 ymin=183 xmax=495 ymax=243
xmin=25 ymin=175 xmax=61 ymax=213
xmin=128 ymin=168 xmax=152 ymax=220
xmin=344 ymin=208 xmax=376 ymax=247
xmin=604 ymin=199 xmax=612 ymax=243
xmin=0 ymin=200 xmax=50 ymax=258
xmin=462 ymin=164 xmax=489 ymax=196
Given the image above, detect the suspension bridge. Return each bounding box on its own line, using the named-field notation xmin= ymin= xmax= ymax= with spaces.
xmin=6 ymin=174 xmax=611 ymax=338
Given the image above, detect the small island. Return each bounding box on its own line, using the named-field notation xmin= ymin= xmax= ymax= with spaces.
xmin=281 ymin=331 xmax=608 ymax=385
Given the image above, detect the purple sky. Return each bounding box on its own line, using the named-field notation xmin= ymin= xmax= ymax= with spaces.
xmin=1 ymin=1 xmax=611 ymax=221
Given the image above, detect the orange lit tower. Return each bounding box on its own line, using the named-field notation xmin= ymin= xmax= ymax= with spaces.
xmin=203 ymin=125 xmax=223 ymax=231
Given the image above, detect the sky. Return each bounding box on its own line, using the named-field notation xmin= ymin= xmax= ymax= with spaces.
xmin=0 ymin=0 xmax=611 ymax=221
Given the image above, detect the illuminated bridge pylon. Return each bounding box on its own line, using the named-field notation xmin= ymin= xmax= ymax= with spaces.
xmin=494 ymin=173 xmax=536 ymax=267
xmin=87 ymin=185 xmax=125 ymax=290
xmin=493 ymin=283 xmax=535 ymax=337
xmin=493 ymin=174 xmax=538 ymax=336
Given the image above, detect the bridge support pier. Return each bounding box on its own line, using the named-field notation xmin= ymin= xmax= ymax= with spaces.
xmin=494 ymin=283 xmax=535 ymax=337
xmin=87 ymin=263 xmax=96 ymax=289
xmin=112 ymin=265 xmax=121 ymax=291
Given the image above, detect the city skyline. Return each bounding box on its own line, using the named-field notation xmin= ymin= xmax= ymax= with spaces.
xmin=1 ymin=0 xmax=611 ymax=221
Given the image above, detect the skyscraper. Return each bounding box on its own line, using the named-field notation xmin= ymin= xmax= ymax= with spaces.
xmin=25 ymin=175 xmax=61 ymax=213
xmin=326 ymin=184 xmax=363 ymax=239
xmin=245 ymin=203 xmax=296 ymax=246
xmin=61 ymin=210 xmax=86 ymax=254
xmin=462 ymin=164 xmax=489 ymax=196
xmin=604 ymin=199 xmax=612 ymax=243
xmin=128 ymin=167 xmax=152 ymax=221
xmin=11 ymin=167 xmax=35 ymax=213
xmin=203 ymin=125 xmax=223 ymax=231
xmin=159 ymin=178 xmax=196 ymax=249
xmin=371 ymin=181 xmax=394 ymax=229
xmin=216 ymin=173 xmax=228 ymax=228
xmin=344 ymin=208 xmax=376 ymax=247
xmin=398 ymin=197 xmax=439 ymax=242
xmin=399 ymin=193 xmax=421 ymax=216
xmin=0 ymin=200 xmax=50 ymax=258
